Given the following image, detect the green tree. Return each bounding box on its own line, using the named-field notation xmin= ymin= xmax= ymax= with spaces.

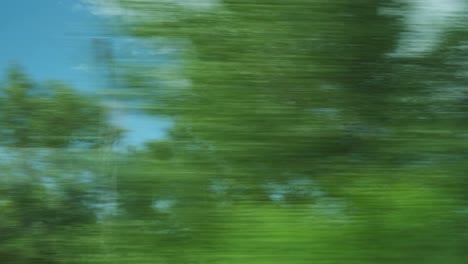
xmin=86 ymin=0 xmax=468 ymax=263
xmin=0 ymin=65 xmax=121 ymax=264
xmin=0 ymin=64 xmax=119 ymax=148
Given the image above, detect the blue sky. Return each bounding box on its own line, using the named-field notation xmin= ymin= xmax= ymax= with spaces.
xmin=0 ymin=0 xmax=172 ymax=147
xmin=0 ymin=0 xmax=103 ymax=89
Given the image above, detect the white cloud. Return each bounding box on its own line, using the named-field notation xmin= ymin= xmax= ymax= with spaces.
xmin=392 ymin=0 xmax=466 ymax=57
xmin=81 ymin=0 xmax=221 ymax=19
xmin=72 ymin=63 xmax=91 ymax=72
xmin=81 ymin=0 xmax=134 ymax=17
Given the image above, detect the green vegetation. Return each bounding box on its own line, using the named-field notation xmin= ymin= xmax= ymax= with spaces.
xmin=2 ymin=1 xmax=468 ymax=263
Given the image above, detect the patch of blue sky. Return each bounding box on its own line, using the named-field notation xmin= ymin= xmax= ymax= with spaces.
xmin=0 ymin=0 xmax=106 ymax=91
xmin=111 ymin=113 xmax=173 ymax=148
xmin=0 ymin=0 xmax=173 ymax=146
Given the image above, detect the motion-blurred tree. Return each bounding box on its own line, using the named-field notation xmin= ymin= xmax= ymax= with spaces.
xmin=0 ymin=65 xmax=121 ymax=264
xmin=81 ymin=0 xmax=468 ymax=263
xmin=0 ymin=64 xmax=119 ymax=148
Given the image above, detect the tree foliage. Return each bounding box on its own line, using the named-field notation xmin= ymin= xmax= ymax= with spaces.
xmin=3 ymin=1 xmax=468 ymax=263
xmin=0 ymin=65 xmax=118 ymax=148
xmin=0 ymin=65 xmax=119 ymax=264
xmin=103 ymin=0 xmax=468 ymax=263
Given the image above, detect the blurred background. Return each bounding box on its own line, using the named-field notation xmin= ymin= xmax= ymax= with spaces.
xmin=1 ymin=0 xmax=468 ymax=263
